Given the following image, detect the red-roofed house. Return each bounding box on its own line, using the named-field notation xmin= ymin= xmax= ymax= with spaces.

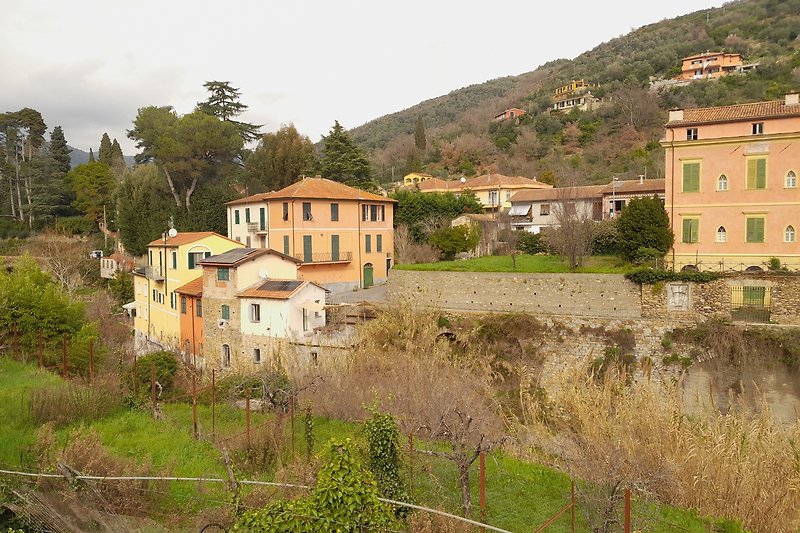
xmin=414 ymin=173 xmax=552 ymax=212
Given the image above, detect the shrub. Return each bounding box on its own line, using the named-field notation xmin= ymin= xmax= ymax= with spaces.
xmin=363 ymin=409 xmax=410 ymax=513
xmin=625 ymin=267 xmax=723 ymax=284
xmin=108 ymin=270 xmax=134 ymax=306
xmin=54 ymin=216 xmax=96 ymax=235
xmin=616 ymin=196 xmax=673 ymax=261
xmin=590 ymin=219 xmax=620 ymax=256
xmin=134 ymin=351 xmax=178 ymax=394
xmin=428 ymin=225 xmax=479 ymax=260
xmin=517 ymin=231 xmax=547 ymax=254
xmin=29 ymin=377 xmax=124 ymax=427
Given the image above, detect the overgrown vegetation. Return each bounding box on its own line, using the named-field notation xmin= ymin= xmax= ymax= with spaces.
xmin=625 ymin=267 xmax=723 ymax=284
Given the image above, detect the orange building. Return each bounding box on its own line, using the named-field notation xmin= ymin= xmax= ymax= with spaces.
xmin=662 ymin=93 xmax=800 ymax=271
xmin=226 ymin=178 xmax=396 ymax=293
xmin=493 ymin=108 xmax=526 ymax=122
xmin=677 ymin=51 xmax=743 ymax=81
xmin=175 ymin=277 xmax=204 ymax=364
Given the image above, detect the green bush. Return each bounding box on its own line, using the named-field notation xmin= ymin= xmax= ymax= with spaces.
xmin=625 ymin=267 xmax=723 ymax=285
xmin=134 ymin=351 xmax=178 ymax=394
xmin=517 ymin=231 xmax=547 ymax=254
xmin=54 ymin=216 xmax=96 ymax=235
xmin=428 ymin=225 xmax=479 ymax=260
xmin=616 ymin=196 xmax=673 ymax=261
xmin=590 ymin=219 xmax=620 ymax=255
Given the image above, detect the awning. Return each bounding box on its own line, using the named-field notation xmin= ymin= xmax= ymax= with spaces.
xmin=122 ymin=302 xmax=137 ymax=310
xmin=299 ymin=300 xmax=325 ymax=312
xmin=508 ymin=204 xmax=531 ymax=216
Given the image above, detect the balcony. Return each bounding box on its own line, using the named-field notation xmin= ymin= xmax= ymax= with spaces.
xmin=247 ymin=222 xmax=268 ymax=235
xmin=295 ymin=251 xmax=352 ymax=264
xmin=142 ymin=266 xmax=165 ymax=281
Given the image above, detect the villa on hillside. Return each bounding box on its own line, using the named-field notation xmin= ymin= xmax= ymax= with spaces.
xmin=413 ymin=173 xmax=552 ymax=212
xmin=662 ymin=93 xmax=800 ymax=271
xmin=403 ymin=172 xmax=433 ymax=186
xmin=552 ymin=79 xmax=600 ymax=113
xmin=675 ymin=51 xmax=746 ymax=81
xmin=493 ymin=108 xmax=526 ymax=122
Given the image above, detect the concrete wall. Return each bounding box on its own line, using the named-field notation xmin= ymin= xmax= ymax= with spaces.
xmin=388 ymin=270 xmax=642 ymax=319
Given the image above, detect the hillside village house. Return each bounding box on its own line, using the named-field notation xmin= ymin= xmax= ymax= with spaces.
xmin=99 ymin=251 xmax=134 ymax=280
xmin=493 ymin=108 xmax=526 ymax=122
xmin=414 ymin=173 xmax=552 ymax=212
xmin=226 ymin=177 xmax=396 ymax=293
xmin=662 ymin=93 xmax=800 ymax=271
xmin=403 ymin=172 xmax=433 ymax=186
xmin=197 ymin=247 xmax=327 ymax=372
xmin=133 ymin=232 xmax=244 ymax=354
xmin=552 ymin=80 xmax=600 ymax=113
xmin=676 ymin=51 xmax=744 ymax=81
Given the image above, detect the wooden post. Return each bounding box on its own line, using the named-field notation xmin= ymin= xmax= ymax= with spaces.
xmin=150 ymin=362 xmax=157 ymax=417
xmin=624 ymin=487 xmax=631 ymax=533
xmin=571 ymin=480 xmax=575 ymax=533
xmin=12 ymin=322 xmax=19 ymax=360
xmin=37 ymin=330 xmax=43 ymax=369
xmin=88 ymin=339 xmax=94 ymax=385
xmin=211 ymin=369 xmax=216 ymax=442
xmin=192 ymin=374 xmax=198 ymax=440
xmin=479 ymin=451 xmax=486 ymax=522
xmin=408 ymin=433 xmax=414 ymax=492
xmin=289 ymin=392 xmax=295 ymax=459
xmin=245 ymin=388 xmax=251 ymax=448
xmin=62 ymin=334 xmax=68 ymax=379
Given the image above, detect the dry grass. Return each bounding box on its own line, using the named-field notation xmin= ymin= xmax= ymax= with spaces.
xmin=28 ymin=373 xmax=125 ymax=427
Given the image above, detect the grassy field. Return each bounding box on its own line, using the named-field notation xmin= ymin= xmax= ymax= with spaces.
xmin=0 ymin=358 xmax=730 ymax=532
xmin=394 ymin=254 xmax=633 ymax=274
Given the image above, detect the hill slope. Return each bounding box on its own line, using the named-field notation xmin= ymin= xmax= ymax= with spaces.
xmin=353 ymin=0 xmax=800 ymax=185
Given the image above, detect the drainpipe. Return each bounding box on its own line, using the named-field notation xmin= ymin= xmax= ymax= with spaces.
xmin=669 ymin=128 xmax=676 ymax=270
xmin=358 ymin=202 xmax=363 ymax=289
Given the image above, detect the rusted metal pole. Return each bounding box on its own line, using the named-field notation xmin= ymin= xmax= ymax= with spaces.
xmin=246 ymin=388 xmax=251 ymax=448
xmin=409 ymin=433 xmax=414 ymax=492
xmin=88 ymin=339 xmax=94 ymax=385
xmin=62 ymin=334 xmax=68 ymax=379
xmin=211 ymin=369 xmax=216 ymax=442
xmin=624 ymin=487 xmax=631 ymax=533
xmin=289 ymin=393 xmax=295 ymax=459
xmin=571 ymin=480 xmax=575 ymax=533
xmin=192 ymin=374 xmax=198 ymax=440
xmin=150 ymin=362 xmax=156 ymax=417
xmin=37 ymin=330 xmax=43 ymax=369
xmin=479 ymin=451 xmax=486 ymax=523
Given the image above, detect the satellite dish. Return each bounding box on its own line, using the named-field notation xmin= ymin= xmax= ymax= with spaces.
xmin=168 ymin=228 xmax=178 ymax=238
xmin=258 ymin=268 xmax=269 ymax=279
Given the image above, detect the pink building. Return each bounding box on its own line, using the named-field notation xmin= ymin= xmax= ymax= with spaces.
xmin=662 ymin=93 xmax=800 ymax=271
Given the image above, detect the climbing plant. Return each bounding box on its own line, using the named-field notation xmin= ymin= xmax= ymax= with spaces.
xmin=363 ymin=409 xmax=411 ymax=513
xmin=303 ymin=404 xmax=314 ymax=462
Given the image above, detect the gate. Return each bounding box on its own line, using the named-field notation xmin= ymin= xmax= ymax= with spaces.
xmin=363 ymin=263 xmax=374 ymax=288
xmin=730 ymin=285 xmax=771 ymax=323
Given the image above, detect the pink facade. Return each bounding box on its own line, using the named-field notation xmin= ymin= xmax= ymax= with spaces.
xmin=663 ymin=95 xmax=800 ymax=270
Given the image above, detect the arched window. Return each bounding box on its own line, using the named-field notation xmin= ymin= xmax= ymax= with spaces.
xmin=716 ymin=226 xmax=727 ymax=243
xmin=785 ymin=225 xmax=796 ymax=243
xmin=787 ymin=171 xmax=797 ymax=189
xmin=717 ymin=174 xmax=728 ymax=191
xmin=221 ymin=344 xmax=231 ymax=367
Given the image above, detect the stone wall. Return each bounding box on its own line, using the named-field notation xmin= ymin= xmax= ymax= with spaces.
xmin=388 ymin=270 xmax=642 ymax=319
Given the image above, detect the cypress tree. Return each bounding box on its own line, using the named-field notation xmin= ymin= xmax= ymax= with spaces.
xmin=87 ymin=148 xmax=95 ymax=162
xmin=48 ymin=126 xmax=72 ymax=175
xmin=98 ymin=133 xmax=113 ymax=164
xmin=110 ymin=138 xmax=125 ymax=167
xmin=414 ymin=116 xmax=426 ymax=151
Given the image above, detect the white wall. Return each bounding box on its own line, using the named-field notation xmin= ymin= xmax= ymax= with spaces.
xmin=237 ymin=254 xmax=299 ymax=289
xmin=238 ymin=283 xmax=326 ymax=340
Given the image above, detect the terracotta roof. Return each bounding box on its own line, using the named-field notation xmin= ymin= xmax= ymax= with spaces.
xmin=667 ymin=100 xmax=800 ymax=126
xmin=147 ymin=231 xmax=241 ymax=248
xmin=600 ymin=178 xmax=665 ymax=195
xmin=237 ymin=279 xmax=306 ymax=299
xmin=509 ymin=184 xmax=606 ymax=203
xmin=417 ymin=174 xmax=552 ymax=192
xmin=226 ymin=177 xmax=396 ymax=205
xmin=458 ymin=213 xmax=496 ymax=222
xmin=174 ymin=277 xmax=203 ymax=297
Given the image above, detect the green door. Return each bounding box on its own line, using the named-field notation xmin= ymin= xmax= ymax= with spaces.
xmin=363 ymin=263 xmax=374 ymax=288
xmin=303 ymin=235 xmax=312 ymax=262
xmin=259 ymin=208 xmax=266 ymax=230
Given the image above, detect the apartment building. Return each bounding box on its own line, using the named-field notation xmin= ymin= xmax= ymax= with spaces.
xmin=415 ymin=173 xmax=552 ymax=211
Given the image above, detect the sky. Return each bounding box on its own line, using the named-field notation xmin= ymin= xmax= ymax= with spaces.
xmin=1 ymin=1 xmax=725 ymax=155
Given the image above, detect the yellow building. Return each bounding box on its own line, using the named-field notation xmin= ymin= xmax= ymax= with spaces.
xmin=226 ymin=177 xmax=396 ymax=293
xmin=403 ymin=172 xmax=433 ymax=186
xmin=133 ymin=231 xmax=244 ymax=354
xmin=415 ymin=173 xmax=552 ymax=212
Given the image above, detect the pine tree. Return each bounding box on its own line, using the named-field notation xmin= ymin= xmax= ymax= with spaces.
xmin=414 ymin=116 xmax=426 ymax=151
xmin=110 ymin=138 xmax=124 ymax=167
xmin=49 ymin=126 xmax=71 ymax=175
xmin=98 ymin=133 xmax=113 ymax=165
xmin=319 ymin=121 xmax=372 ymax=186
xmin=196 ymin=81 xmax=262 ymax=143
xmin=88 ymin=148 xmax=95 ymax=162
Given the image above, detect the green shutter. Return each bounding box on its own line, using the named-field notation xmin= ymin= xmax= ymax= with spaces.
xmin=245 ymin=208 xmax=250 ymax=223
xmin=682 ymin=219 xmax=698 ymax=243
xmin=303 ymin=235 xmax=312 ymax=262
xmin=235 ymin=210 xmax=240 ymax=224
xmin=188 ymin=253 xmax=195 ymax=269
xmin=365 ymin=235 xmax=371 ymax=253
xmin=682 ymin=163 xmax=700 ymax=192
xmin=746 ymin=217 xmax=765 ymax=243
xmin=376 ymin=234 xmax=382 ymax=252
xmin=747 ymin=159 xmax=767 ymax=189
xmin=283 ymin=235 xmax=290 ymax=255
xmin=331 ymin=235 xmax=339 ymax=261
xmin=221 ymin=305 xmax=230 ymax=320
xmin=259 ymin=208 xmax=266 ymax=230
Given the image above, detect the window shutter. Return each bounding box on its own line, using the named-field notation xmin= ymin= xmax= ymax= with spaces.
xmin=682 ymin=163 xmax=700 ymax=192
xmin=682 ymin=220 xmax=691 ymax=243
xmin=188 ymin=254 xmax=195 ymax=269
xmin=331 ymin=235 xmax=339 ymax=261
xmin=756 ymin=159 xmax=766 ymax=189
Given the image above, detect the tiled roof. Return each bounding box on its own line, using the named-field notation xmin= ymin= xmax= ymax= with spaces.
xmin=147 ymin=232 xmax=241 ymax=248
xmin=237 ymin=279 xmax=306 ymax=299
xmin=599 ymin=178 xmax=665 ymax=196
xmin=509 ymin=184 xmax=606 ymax=203
xmin=417 ymin=174 xmax=552 ymax=192
xmin=200 ymin=247 xmax=301 ymax=266
xmin=174 ymin=277 xmax=203 ymax=297
xmin=226 ymin=177 xmax=395 ymax=205
xmin=667 ymin=100 xmax=800 ymax=126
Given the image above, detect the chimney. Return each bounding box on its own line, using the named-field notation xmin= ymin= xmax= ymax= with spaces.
xmin=786 ymin=93 xmax=800 ymax=106
xmin=668 ymin=109 xmax=684 ymax=122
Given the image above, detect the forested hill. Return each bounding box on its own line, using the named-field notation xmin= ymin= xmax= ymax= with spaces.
xmin=353 ymin=0 xmax=800 ymax=185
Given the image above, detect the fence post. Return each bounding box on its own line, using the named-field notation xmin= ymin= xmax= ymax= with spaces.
xmin=211 ymin=369 xmax=216 ymax=442
xmin=192 ymin=374 xmax=198 ymax=440
xmin=150 ymin=362 xmax=157 ymax=417
xmin=62 ymin=334 xmax=68 ymax=379
xmin=624 ymin=487 xmax=631 ymax=533
xmin=12 ymin=322 xmax=19 ymax=360
xmin=408 ymin=433 xmax=414 ymax=492
xmin=88 ymin=339 xmax=94 ymax=385
xmin=133 ymin=355 xmax=138 ymax=396
xmin=290 ymin=392 xmax=295 ymax=459
xmin=38 ymin=330 xmax=43 ymax=369
xmin=571 ymin=480 xmax=575 ymax=533
xmin=479 ymin=450 xmax=486 ymax=523
xmin=245 ymin=388 xmax=251 ymax=449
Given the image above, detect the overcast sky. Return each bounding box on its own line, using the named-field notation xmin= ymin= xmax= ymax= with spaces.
xmin=2 ymin=1 xmax=723 ymax=154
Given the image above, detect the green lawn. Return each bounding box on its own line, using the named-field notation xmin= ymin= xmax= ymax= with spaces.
xmin=0 ymin=358 xmax=733 ymax=532
xmin=395 ymin=254 xmax=633 ymax=274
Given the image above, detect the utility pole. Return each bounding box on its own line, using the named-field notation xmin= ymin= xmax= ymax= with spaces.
xmin=103 ymin=204 xmax=108 ymax=248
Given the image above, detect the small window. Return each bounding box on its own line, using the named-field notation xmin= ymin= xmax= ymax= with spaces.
xmin=181 ymin=296 xmax=187 ymax=314
xmin=540 ymin=204 xmax=550 ymax=216
xmin=752 ymin=122 xmax=764 ymax=135
xmin=682 ymin=162 xmax=700 ymax=192
xmin=381 ymin=205 xmax=385 ymax=221
xmin=188 ymin=251 xmax=206 ymax=269
xmin=302 ymin=202 xmax=312 ymax=221
xmin=716 ymin=226 xmax=727 ymax=243
xmin=196 ymin=300 xmax=203 ymax=317
xmin=152 ymin=288 xmax=157 ymax=301
xmin=686 ymin=128 xmax=698 ymax=141
xmin=250 ymin=303 xmax=261 ymax=323
xmin=253 ymin=348 xmax=261 ymax=364
xmin=234 ymin=210 xmax=240 ymax=224
xmin=221 ymin=305 xmax=230 ymax=320
xmin=787 ymin=171 xmax=797 ymax=189
xmin=282 ymin=202 xmax=289 ymax=221
xmin=221 ymin=344 xmax=231 ymax=367
xmin=365 ymin=234 xmax=371 ymax=253
xmin=217 ymin=267 xmax=230 ymax=281
xmin=717 ymin=174 xmax=728 ymax=191
xmin=149 ymin=250 xmax=153 ymax=266
xmin=362 ymin=204 xmax=368 ymax=221
xmin=170 ymin=292 xmax=176 ymax=309
xmin=785 ymin=225 xmax=796 ymax=243
xmin=303 ymin=308 xmax=309 ymax=331
xmin=245 ymin=208 xmax=251 ymax=223
xmin=370 ymin=205 xmax=378 ymax=222
xmin=376 ymin=234 xmax=383 ymax=253
xmin=330 ymin=203 xmax=339 ymax=221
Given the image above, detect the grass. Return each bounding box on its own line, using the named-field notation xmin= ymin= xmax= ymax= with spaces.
xmin=395 ymin=254 xmax=633 ymax=274
xmin=0 ymin=357 xmax=731 ymax=532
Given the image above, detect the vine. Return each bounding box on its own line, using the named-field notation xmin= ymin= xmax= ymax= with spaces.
xmin=303 ymin=404 xmax=314 ymax=462
xmin=363 ymin=409 xmax=411 ymax=517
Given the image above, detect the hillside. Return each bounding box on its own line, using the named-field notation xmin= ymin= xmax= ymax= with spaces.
xmin=353 ymin=0 xmax=800 ymax=185
xmin=69 ymin=145 xmax=135 ymax=168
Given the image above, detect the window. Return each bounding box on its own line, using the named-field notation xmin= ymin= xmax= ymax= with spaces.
xmin=217 ymin=267 xmax=230 ymax=281
xmin=381 ymin=205 xmax=385 ymax=221
xmin=221 ymin=305 xmax=230 ymax=320
xmin=259 ymin=207 xmax=265 ymax=230
xmin=362 ymin=204 xmax=368 ymax=221
xmin=170 ymin=292 xmax=176 ymax=309
xmin=283 ymin=235 xmax=290 ymax=255
xmin=245 ymin=236 xmax=251 ymax=247
xmin=152 ymin=288 xmax=157 ymax=301
xmin=221 ymin=344 xmax=230 ymax=367
xmin=282 ymin=202 xmax=289 ymax=221
xmin=717 ymin=174 xmax=728 ymax=191
xmin=686 ymin=128 xmax=698 ymax=140
xmin=682 ymin=218 xmax=699 ymax=243
xmin=330 ymin=203 xmax=339 ymax=221
xmin=245 ymin=208 xmax=251 ymax=223
xmin=188 ymin=251 xmax=207 ymax=269
xmin=785 ymin=225 xmax=796 ymax=243
xmin=252 ymin=348 xmax=261 ymax=364
xmin=365 ymin=234 xmax=371 ymax=253
xmin=682 ymin=162 xmax=700 ymax=192
xmin=746 ymin=158 xmax=766 ymax=190
xmin=331 ymin=235 xmax=340 ymax=261
xmin=303 ymin=235 xmax=312 ymax=262
xmin=196 ymin=300 xmax=203 ymax=317
xmin=716 ymin=226 xmax=727 ymax=243
xmin=250 ymin=303 xmax=261 ymax=322
xmin=149 ymin=250 xmax=153 ymax=266
xmin=746 ymin=217 xmax=765 ymax=243
xmin=181 ymin=296 xmax=187 ymax=314
xmin=787 ymin=171 xmax=797 ymax=189
xmin=752 ymin=122 xmax=764 ymax=135
xmin=376 ymin=234 xmax=382 ymax=252
xmin=540 ymin=203 xmax=550 ymax=216
xmin=488 ymin=191 xmax=498 ymax=205
xmin=234 ymin=209 xmax=240 ymax=224
xmin=302 ymin=202 xmax=312 ymax=221
xmin=370 ymin=205 xmax=378 ymax=221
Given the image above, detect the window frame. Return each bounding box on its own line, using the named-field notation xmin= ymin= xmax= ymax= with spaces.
xmin=376 ymin=234 xmax=382 ymax=253
xmin=221 ymin=344 xmax=231 ymax=367
xmin=717 ymin=174 xmax=728 ymax=192
xmin=682 ymin=161 xmax=701 ymax=193
xmin=302 ymin=202 xmax=312 ymax=221
xmin=681 ymin=217 xmax=700 ymax=244
xmin=217 ymin=267 xmax=230 ymax=281
xmin=250 ymin=303 xmax=261 ymax=323
xmin=221 ymin=304 xmax=230 ymax=320
xmin=716 ymin=226 xmax=727 ymax=243
xmin=234 ymin=209 xmax=240 ymax=224
xmin=785 ymin=225 xmax=796 ymax=243
xmin=745 ymin=216 xmax=765 ymax=243
xmin=365 ymin=234 xmax=371 ymax=253
xmin=786 ymin=171 xmax=797 ymax=189
xmin=752 ymin=122 xmax=764 ymax=135
xmin=686 ymin=128 xmax=698 ymax=141
xmin=282 ymin=202 xmax=289 ymax=221
xmin=330 ymin=203 xmax=339 ymax=221
xmin=540 ymin=203 xmax=550 ymax=216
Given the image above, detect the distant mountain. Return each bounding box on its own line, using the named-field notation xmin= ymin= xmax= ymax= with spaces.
xmin=69 ymin=146 xmax=135 ymax=169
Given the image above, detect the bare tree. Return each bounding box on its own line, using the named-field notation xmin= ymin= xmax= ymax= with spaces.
xmin=548 ymin=185 xmax=594 ymax=269
xmin=27 ymin=233 xmax=93 ymax=295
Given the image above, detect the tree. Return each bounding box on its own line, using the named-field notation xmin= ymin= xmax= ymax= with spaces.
xmin=319 ymin=121 xmax=372 ymax=185
xmin=244 ymin=124 xmax=316 ymax=191
xmin=0 ymin=108 xmax=48 ymax=226
xmin=87 ymin=148 xmax=95 ymax=162
xmin=108 ymin=270 xmax=134 ymax=306
xmin=27 ymin=232 xmax=97 ymax=295
xmin=116 ymin=164 xmax=173 ymax=256
xmin=616 ymin=195 xmax=674 ymax=262
xmin=391 ymin=189 xmax=483 ymax=242
xmin=110 ymin=138 xmax=125 ymax=167
xmin=545 ymin=186 xmax=594 ymax=269
xmin=49 ymin=126 xmax=71 ymax=175
xmin=98 ymin=133 xmax=113 ymax=165
xmin=196 ymin=80 xmax=262 ymax=143
xmin=414 ymin=115 xmax=426 ymax=151
xmin=68 ymin=162 xmax=115 ymax=224
xmin=428 ymin=225 xmax=479 ymax=260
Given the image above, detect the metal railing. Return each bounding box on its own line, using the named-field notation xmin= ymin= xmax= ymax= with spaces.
xmin=296 ymin=251 xmax=352 ymax=263
xmin=247 ymin=222 xmax=267 ymax=234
